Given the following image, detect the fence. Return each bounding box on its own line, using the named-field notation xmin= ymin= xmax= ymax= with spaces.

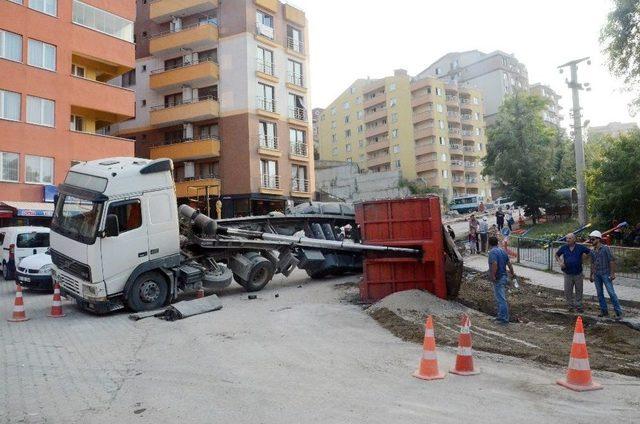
xmin=509 ymin=236 xmax=640 ymax=281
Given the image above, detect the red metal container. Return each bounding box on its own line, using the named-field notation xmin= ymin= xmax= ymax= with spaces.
xmin=355 ymin=197 xmax=442 ymax=247
xmin=356 ymin=197 xmax=447 ymax=301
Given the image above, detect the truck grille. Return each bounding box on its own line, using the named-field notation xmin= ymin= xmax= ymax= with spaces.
xmin=59 ymin=273 xmax=81 ymax=296
xmin=51 ymin=249 xmax=91 ymax=281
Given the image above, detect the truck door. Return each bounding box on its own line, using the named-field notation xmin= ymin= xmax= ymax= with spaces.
xmin=100 ymin=199 xmax=149 ymax=295
xmin=146 ymin=191 xmax=180 ymax=262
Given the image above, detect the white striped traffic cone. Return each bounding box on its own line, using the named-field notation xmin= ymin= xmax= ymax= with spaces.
xmin=450 ymin=314 xmax=479 ymax=375
xmin=8 ymin=284 xmax=29 ymax=322
xmin=48 ymin=282 xmax=66 ymax=318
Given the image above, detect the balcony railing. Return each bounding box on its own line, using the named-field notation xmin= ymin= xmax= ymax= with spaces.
xmin=150 ymin=95 xmax=217 ymax=111
xmin=290 ymin=142 xmax=308 ymax=157
xmin=447 ymin=111 xmax=459 ymax=118
xmin=465 ymin=162 xmax=477 ymax=168
xmin=257 ymin=59 xmax=275 ymax=76
xmin=256 ymin=22 xmax=274 ymax=39
xmin=289 ymin=107 xmax=306 ymax=121
xmin=151 ymin=21 xmax=217 ymax=39
xmin=256 ymin=97 xmax=276 ymax=113
xmin=261 ymin=174 xmax=280 ymax=189
xmin=287 ymin=36 xmax=304 ymax=54
xmin=151 ymin=56 xmax=217 ymax=74
xmin=461 ymin=114 xmax=472 ymax=120
xmin=462 ymin=130 xmax=473 ymax=136
xmin=451 ymin=160 xmax=464 ymax=167
xmin=291 ymin=178 xmax=309 ymax=193
xmin=446 ymin=95 xmax=458 ymax=102
xmin=460 ymin=97 xmax=470 ymax=104
xmin=464 ymin=146 xmax=475 ymax=152
xmin=449 ymin=144 xmax=461 ymax=150
xmin=466 ymin=178 xmax=478 ymax=183
xmin=259 ymin=135 xmax=278 ymax=150
xmin=448 ymin=128 xmax=461 ymax=135
xmin=287 ymin=72 xmax=304 ymax=87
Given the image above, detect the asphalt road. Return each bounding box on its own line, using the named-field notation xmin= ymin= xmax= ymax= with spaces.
xmin=1 ymin=271 xmax=639 ymax=423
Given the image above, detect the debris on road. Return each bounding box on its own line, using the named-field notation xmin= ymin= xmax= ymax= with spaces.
xmin=128 ymin=295 xmax=223 ymax=321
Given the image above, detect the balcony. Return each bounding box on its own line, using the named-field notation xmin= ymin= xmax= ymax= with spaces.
xmin=411 ymin=93 xmax=434 ymax=108
xmin=367 ymin=153 xmax=391 ymax=168
xmin=364 ymin=123 xmax=388 ymax=139
xmin=150 ymin=22 xmax=219 ymax=56
xmin=291 ymin=178 xmax=311 ymax=196
xmin=149 ymin=137 xmax=220 ymax=162
xmin=258 ymin=136 xmax=280 ymax=157
xmin=287 ymin=72 xmax=305 ymax=90
xmin=150 ymin=0 xmax=218 ymax=23
xmin=150 ymin=96 xmax=219 ymax=127
xmin=365 ymin=137 xmax=389 ymax=153
xmin=461 ymin=113 xmax=472 ymax=121
xmin=288 ymin=107 xmax=307 ymax=124
xmin=452 ymin=177 xmax=465 ymax=187
xmin=414 ymin=142 xmax=437 ymax=156
xmin=364 ymin=108 xmax=387 ymax=123
xmin=446 ymin=95 xmax=458 ymax=104
xmin=289 ymin=142 xmax=309 ymax=160
xmin=260 ymin=174 xmax=283 ymax=194
xmin=363 ymin=94 xmax=386 ymax=109
xmin=287 ymin=37 xmax=305 ymax=56
xmin=255 ymin=22 xmax=276 ymax=44
xmin=449 ymin=144 xmax=462 ymax=152
xmin=414 ymin=126 xmax=436 ymax=140
xmin=175 ymin=177 xmax=221 ymax=198
xmin=150 ymin=59 xmax=219 ymax=93
xmin=412 ymin=109 xmax=434 ymax=123
xmin=256 ymin=97 xmax=278 ymax=118
xmin=450 ymin=160 xmax=465 ymax=171
xmin=448 ymin=127 xmax=461 ymax=136
xmin=415 ymin=159 xmax=438 ymax=173
xmin=70 ymin=76 xmax=135 ymax=122
xmin=256 ymin=59 xmax=277 ymax=82
xmin=465 ymin=162 xmax=478 ymax=169
xmin=447 ymin=111 xmax=460 ymax=121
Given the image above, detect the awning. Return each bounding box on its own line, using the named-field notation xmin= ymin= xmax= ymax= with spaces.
xmin=0 ymin=201 xmax=55 ymax=218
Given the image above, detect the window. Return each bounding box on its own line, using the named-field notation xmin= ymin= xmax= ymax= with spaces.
xmin=389 ymin=98 xmax=397 ymax=107
xmin=198 ymin=85 xmax=218 ymax=101
xmin=107 ymin=200 xmax=142 ymax=233
xmin=389 ymin=82 xmax=396 ymax=92
xmin=356 ymin=96 xmax=362 ymax=104
xmin=0 ymin=151 xmax=19 ymax=182
xmin=391 ymin=113 xmax=398 ymax=123
xmin=164 ymin=56 xmax=183 ymax=70
xmin=260 ymin=159 xmax=278 ymax=188
xmin=287 ymin=59 xmax=303 ymax=86
xmin=121 ymin=69 xmax=136 ymax=87
xmin=256 ymin=10 xmax=274 ymax=39
xmin=357 ymin=110 xmax=364 ymax=120
xmin=331 ymin=134 xmax=336 ymax=143
xmin=343 ymin=101 xmax=350 ymax=110
xmin=257 ymin=83 xmax=275 ymax=112
xmin=473 ymin=97 xmax=479 ymax=105
xmin=346 ymin=144 xmax=351 ymax=152
xmin=287 ymin=26 xmax=303 ymax=53
xmin=29 ymin=0 xmax=56 ymax=16
xmin=442 ymin=170 xmax=448 ymax=178
xmin=331 ymin=107 xmax=336 ymax=116
xmin=476 ymin=128 xmax=481 ymax=136
xmin=200 ymin=124 xmax=218 ymax=140
xmin=359 ymin=139 xmax=364 ymax=148
xmin=0 ymin=30 xmax=22 ymax=62
xmin=291 ymin=165 xmax=307 ymax=191
xmin=164 ymin=92 xmax=182 ymax=108
xmin=436 ymin=104 xmax=443 ymax=112
xmin=393 ymin=145 xmax=400 ymax=154
xmin=26 ymin=96 xmax=55 ymax=127
xmin=289 ymin=128 xmax=306 ymax=156
xmin=345 ymin=129 xmax=351 ymax=138
xmin=435 ymin=67 xmax=441 ymax=75
xmin=70 ymin=115 xmax=83 ymax=131
xmin=357 ymin=125 xmax=363 ymax=133
xmin=72 ymin=1 xmax=134 ymax=42
xmin=25 ymin=155 xmax=53 ymax=184
xmin=391 ymin=129 xmax=398 ymax=138
xmin=331 ymin=120 xmax=336 ymax=129
xmin=439 ymin=136 xmax=445 ymax=145
xmin=475 ymin=112 xmax=480 ymax=120
xmin=257 ymin=46 xmax=274 ymax=75
xmin=439 ymin=120 xmax=445 ymax=129
xmin=435 ymin=87 xmax=442 ymax=96
xmin=28 ymin=39 xmax=56 ymax=71
xmin=71 ymin=64 xmax=85 ymax=77
xmin=259 ymin=121 xmax=277 ymax=149
xmin=344 ymin=115 xmax=350 ymax=124
xmin=0 ymin=90 xmax=21 ymax=121
xmin=288 ymin=93 xmax=305 ymax=120
xmin=441 ymin=153 xmax=447 ymax=162
xmin=164 ymin=129 xmax=182 ymax=144
xmin=395 ymin=160 xmax=401 ymax=168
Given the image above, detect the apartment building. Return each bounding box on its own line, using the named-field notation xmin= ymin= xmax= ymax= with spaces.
xmin=418 ymin=50 xmax=529 ymax=125
xmin=317 ymin=70 xmax=492 ymax=200
xmin=114 ymin=0 xmax=313 ymax=218
xmin=529 ymin=83 xmax=563 ymax=127
xmin=0 ymin=0 xmax=135 ymax=217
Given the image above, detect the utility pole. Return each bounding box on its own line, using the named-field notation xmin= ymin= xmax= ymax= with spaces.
xmin=558 ymin=57 xmax=591 ymax=226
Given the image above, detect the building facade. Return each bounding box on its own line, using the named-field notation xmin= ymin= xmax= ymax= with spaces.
xmin=529 ymin=83 xmax=563 ymax=127
xmin=114 ymin=0 xmax=314 ymax=218
xmin=418 ymin=50 xmax=529 ymax=125
xmin=588 ymin=121 xmax=639 ymax=139
xmin=317 ymin=69 xmax=492 ymax=200
xmin=0 ymin=0 xmax=135 ymax=210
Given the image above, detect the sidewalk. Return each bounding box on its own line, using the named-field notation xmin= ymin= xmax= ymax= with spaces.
xmin=464 ymin=254 xmax=640 ymax=302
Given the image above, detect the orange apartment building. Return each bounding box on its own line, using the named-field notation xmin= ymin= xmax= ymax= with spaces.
xmin=113 ymin=0 xmax=314 ymax=218
xmin=0 ymin=0 xmax=135 ymax=225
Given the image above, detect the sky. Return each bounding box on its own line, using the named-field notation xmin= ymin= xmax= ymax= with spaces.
xmin=294 ymin=0 xmax=638 ymax=129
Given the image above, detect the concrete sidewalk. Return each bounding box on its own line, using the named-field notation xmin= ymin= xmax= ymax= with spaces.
xmin=464 ymin=254 xmax=640 ymax=302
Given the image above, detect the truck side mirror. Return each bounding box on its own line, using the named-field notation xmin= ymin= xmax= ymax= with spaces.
xmin=104 ymin=214 xmax=120 ymax=238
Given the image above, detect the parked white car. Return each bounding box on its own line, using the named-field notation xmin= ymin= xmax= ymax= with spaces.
xmin=0 ymin=226 xmax=51 ymax=280
xmin=16 ymin=251 xmax=53 ymax=291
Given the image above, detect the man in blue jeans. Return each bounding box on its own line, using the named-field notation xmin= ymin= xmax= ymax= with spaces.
xmin=488 ymin=236 xmax=514 ymax=324
xmin=589 ymin=230 xmax=623 ymax=320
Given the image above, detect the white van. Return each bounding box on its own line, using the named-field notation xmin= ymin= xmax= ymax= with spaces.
xmin=0 ymin=226 xmax=51 ymax=280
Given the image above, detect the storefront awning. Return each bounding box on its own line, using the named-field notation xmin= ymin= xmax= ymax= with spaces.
xmin=0 ymin=201 xmax=55 ymax=218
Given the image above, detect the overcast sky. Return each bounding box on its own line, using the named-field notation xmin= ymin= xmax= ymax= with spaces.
xmin=296 ymin=0 xmax=638 ymax=128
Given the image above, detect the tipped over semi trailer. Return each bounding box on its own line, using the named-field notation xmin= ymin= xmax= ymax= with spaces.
xmin=50 ymin=157 xmax=462 ymax=313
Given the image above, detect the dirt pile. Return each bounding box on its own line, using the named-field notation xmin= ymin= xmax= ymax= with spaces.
xmin=363 ymin=269 xmax=640 ymax=377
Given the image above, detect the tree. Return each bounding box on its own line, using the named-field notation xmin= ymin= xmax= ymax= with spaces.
xmin=601 ymin=0 xmax=640 ymax=112
xmin=482 ymin=93 xmax=559 ymax=223
xmin=586 ymin=130 xmax=640 ymax=226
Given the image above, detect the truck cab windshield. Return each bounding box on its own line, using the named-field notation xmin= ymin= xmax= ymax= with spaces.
xmin=52 ymin=194 xmax=104 ymax=244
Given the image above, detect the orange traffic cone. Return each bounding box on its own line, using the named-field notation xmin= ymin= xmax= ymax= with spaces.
xmin=196 ymin=288 xmax=205 ymax=299
xmin=413 ymin=315 xmax=445 ymax=380
xmin=557 ymin=316 xmax=602 ymax=391
xmin=450 ymin=314 xmax=479 ymax=375
xmin=7 ymin=284 xmax=29 ymax=322
xmin=48 ymin=282 xmax=66 ymax=318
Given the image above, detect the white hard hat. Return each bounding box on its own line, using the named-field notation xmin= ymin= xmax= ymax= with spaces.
xmin=589 ymin=230 xmax=602 ymax=239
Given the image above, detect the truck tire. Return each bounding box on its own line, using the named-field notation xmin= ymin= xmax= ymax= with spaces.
xmin=202 ymin=266 xmax=233 ymax=289
xmin=236 ymin=256 xmax=274 ymax=292
xmin=2 ymin=261 xmax=13 ymax=280
xmin=305 ymin=268 xmax=330 ymax=279
xmin=126 ymin=271 xmax=168 ymax=312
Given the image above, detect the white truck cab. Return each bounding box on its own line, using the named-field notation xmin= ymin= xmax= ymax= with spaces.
xmin=51 ymin=157 xmax=180 ymax=313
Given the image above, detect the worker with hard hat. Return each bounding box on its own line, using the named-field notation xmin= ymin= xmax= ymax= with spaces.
xmin=589 ymin=230 xmax=623 ymax=320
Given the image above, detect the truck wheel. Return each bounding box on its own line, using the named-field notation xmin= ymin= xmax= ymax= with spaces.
xmin=127 ymin=272 xmax=168 ymax=312
xmin=2 ymin=261 xmax=13 ymax=281
xmin=305 ymin=268 xmax=330 ymax=279
xmin=237 ymin=256 xmax=274 ymax=292
xmin=202 ymin=266 xmax=233 ymax=289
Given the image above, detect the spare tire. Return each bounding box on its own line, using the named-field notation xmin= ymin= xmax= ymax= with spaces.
xmin=202 ymin=266 xmax=233 ymax=289
xmin=235 ymin=256 xmax=275 ymax=292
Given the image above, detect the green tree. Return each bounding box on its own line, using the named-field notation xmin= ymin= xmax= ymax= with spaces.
xmin=586 ymin=130 xmax=640 ymax=225
xmin=601 ymin=0 xmax=640 ymax=112
xmin=483 ymin=93 xmax=558 ymax=223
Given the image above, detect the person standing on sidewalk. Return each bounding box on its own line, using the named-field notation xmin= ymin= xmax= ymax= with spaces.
xmin=488 ymin=236 xmax=514 ymax=324
xmin=479 ymin=217 xmax=489 ymax=252
xmin=589 ymin=230 xmax=623 ymax=320
xmin=496 ymin=207 xmax=505 ymax=230
xmin=469 ymin=214 xmax=480 ymax=252
xmin=555 ymin=233 xmax=590 ymax=312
